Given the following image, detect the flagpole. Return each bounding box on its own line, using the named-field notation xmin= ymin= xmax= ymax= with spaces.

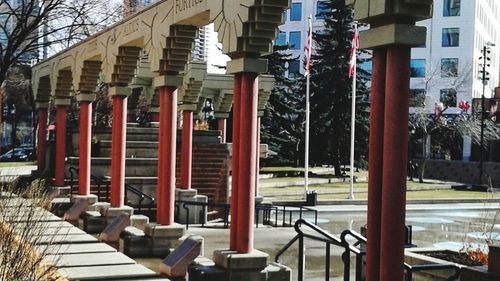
xmin=304 ymin=14 xmax=312 ymax=199
xmin=348 ymin=23 xmax=357 ymax=200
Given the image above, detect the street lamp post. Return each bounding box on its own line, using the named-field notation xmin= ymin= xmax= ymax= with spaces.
xmin=478 ymin=42 xmax=495 ymax=186
xmin=10 ymin=105 xmax=16 ymax=158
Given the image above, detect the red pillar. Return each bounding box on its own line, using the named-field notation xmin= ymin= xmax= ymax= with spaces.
xmin=365 ymin=49 xmax=387 ymax=281
xmin=218 ymin=118 xmax=227 ymax=143
xmin=229 ymin=74 xmax=242 ymax=250
xmin=236 ymin=72 xmax=259 ymax=253
xmin=78 ymin=101 xmax=92 ymax=196
xmin=36 ymin=108 xmax=48 ymax=172
xmin=110 ymin=96 xmax=127 ymax=208
xmin=54 ymin=105 xmax=68 ymax=187
xmin=181 ymin=110 xmax=193 ymax=189
xmin=379 ymin=47 xmax=411 ymax=281
xmin=255 ymin=117 xmax=261 ymax=197
xmin=151 ymin=112 xmax=160 ymax=122
xmin=156 ymin=86 xmax=177 ymax=225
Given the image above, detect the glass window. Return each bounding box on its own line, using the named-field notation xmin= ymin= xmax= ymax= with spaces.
xmin=290 ymin=3 xmax=302 ymax=21
xmin=441 ymin=58 xmax=459 ymax=77
xmin=358 ymin=61 xmax=372 ymax=77
xmin=443 ymin=0 xmax=460 ymax=17
xmin=316 ymin=1 xmax=329 ymax=19
xmin=289 ymin=31 xmax=301 ymax=50
xmin=275 ymin=32 xmax=286 ymax=46
xmin=410 ymin=59 xmax=426 ymax=78
xmin=440 ymin=89 xmax=457 ymax=107
xmin=288 ymin=59 xmax=300 ymax=78
xmin=442 ymin=28 xmax=460 ymax=47
xmin=410 ymin=89 xmax=426 ymax=107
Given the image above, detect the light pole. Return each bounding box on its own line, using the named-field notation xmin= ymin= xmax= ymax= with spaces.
xmin=478 ymin=41 xmax=495 ymax=186
xmin=10 ymin=105 xmax=16 ymax=157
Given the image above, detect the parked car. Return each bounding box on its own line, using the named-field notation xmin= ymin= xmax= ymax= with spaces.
xmin=0 ymin=148 xmax=35 ymax=162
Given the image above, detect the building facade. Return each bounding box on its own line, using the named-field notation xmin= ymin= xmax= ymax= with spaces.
xmin=410 ymin=0 xmax=500 ymax=114
xmin=276 ymin=0 xmax=329 ymax=78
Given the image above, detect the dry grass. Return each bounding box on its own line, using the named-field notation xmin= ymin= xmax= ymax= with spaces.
xmin=0 ymin=179 xmax=66 ymax=281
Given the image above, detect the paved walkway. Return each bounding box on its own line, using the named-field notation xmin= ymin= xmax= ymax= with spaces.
xmin=1 ymin=194 xmax=168 ymax=281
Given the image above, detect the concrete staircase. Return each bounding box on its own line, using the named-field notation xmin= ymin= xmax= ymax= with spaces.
xmin=66 ymin=126 xmax=231 ymax=210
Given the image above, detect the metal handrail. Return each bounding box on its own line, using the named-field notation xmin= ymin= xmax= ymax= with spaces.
xmin=124 ymin=183 xmax=155 ymax=212
xmin=276 ymin=220 xmax=461 ymax=281
xmin=275 ymin=219 xmax=342 ymax=281
xmin=278 ymin=205 xmax=318 ymax=226
xmin=68 ymin=167 xmax=103 ymax=196
xmin=177 ymin=200 xmax=230 ymax=229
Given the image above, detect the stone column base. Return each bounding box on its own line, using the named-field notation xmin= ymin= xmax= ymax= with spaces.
xmin=143 ymin=223 xmax=186 ymax=258
xmin=71 ymin=194 xmax=98 ymax=204
xmin=176 ymin=188 xmax=208 ymax=224
xmin=187 ymin=249 xmax=291 ymax=281
xmin=101 ymin=205 xmax=134 ymax=224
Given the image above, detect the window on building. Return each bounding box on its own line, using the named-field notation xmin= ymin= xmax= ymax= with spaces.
xmin=442 ymin=28 xmax=460 ymax=47
xmin=275 ymin=32 xmax=286 ymax=46
xmin=288 ymin=59 xmax=301 ymax=78
xmin=441 ymin=58 xmax=458 ymax=77
xmin=410 ymin=89 xmax=426 ymax=107
xmin=290 ymin=3 xmax=302 ymax=21
xmin=440 ymin=89 xmax=457 ymax=107
xmin=289 ymin=31 xmax=301 ymax=50
xmin=358 ymin=60 xmax=372 ymax=77
xmin=410 ymin=59 xmax=426 ymax=78
xmin=316 ymin=1 xmax=329 ymax=19
xmin=443 ymin=0 xmax=460 ymax=17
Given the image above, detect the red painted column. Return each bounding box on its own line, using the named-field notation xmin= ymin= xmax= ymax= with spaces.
xmin=181 ymin=110 xmax=193 ymax=189
xmin=54 ymin=105 xmax=68 ymax=187
xmin=379 ymin=47 xmax=411 ymax=281
xmin=78 ymin=101 xmax=92 ymax=195
xmin=217 ymin=118 xmax=227 ymax=143
xmin=37 ymin=108 xmax=48 ymax=172
xmin=236 ymin=72 xmax=259 ymax=253
xmin=255 ymin=117 xmax=261 ymax=197
xmin=110 ymin=95 xmax=128 ymax=207
xmin=156 ymin=86 xmax=177 ymax=225
xmin=229 ymin=74 xmax=242 ymax=250
xmin=365 ymin=49 xmax=387 ymax=281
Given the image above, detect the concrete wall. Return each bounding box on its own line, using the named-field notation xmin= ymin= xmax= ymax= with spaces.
xmin=416 ymin=159 xmax=500 ymax=188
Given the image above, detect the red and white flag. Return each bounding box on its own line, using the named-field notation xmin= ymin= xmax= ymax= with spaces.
xmin=304 ymin=18 xmax=313 ymax=76
xmin=348 ymin=25 xmax=359 ymax=78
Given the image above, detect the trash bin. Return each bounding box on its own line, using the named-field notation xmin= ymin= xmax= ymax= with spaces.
xmin=305 ymin=190 xmax=317 ymax=206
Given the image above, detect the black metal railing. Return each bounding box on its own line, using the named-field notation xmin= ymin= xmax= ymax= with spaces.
xmin=176 ymin=201 xmax=230 ymax=229
xmin=275 ymin=219 xmax=343 ymax=281
xmin=175 ymin=201 xmax=282 ymax=229
xmin=124 ymin=183 xmax=156 ymax=212
xmin=275 ymin=219 xmax=461 ymax=281
xmin=68 ymin=166 xmax=104 ymax=196
xmin=278 ymin=205 xmax=318 ymax=226
xmin=67 ymin=167 xmax=156 ymax=213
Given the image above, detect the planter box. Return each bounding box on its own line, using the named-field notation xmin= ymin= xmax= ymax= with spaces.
xmin=489 ymin=245 xmax=500 ymax=274
xmin=405 ymin=248 xmax=466 ymax=281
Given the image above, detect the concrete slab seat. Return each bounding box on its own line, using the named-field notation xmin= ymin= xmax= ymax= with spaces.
xmin=57 ymin=264 xmax=161 ymax=280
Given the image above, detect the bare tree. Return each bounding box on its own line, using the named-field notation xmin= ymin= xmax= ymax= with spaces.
xmin=0 ymin=0 xmax=122 ymax=146
xmin=0 ymin=0 xmax=117 ymax=85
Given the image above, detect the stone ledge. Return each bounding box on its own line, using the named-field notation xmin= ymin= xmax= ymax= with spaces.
xmin=144 ymin=223 xmax=185 ymax=238
xmin=213 ymin=249 xmax=269 ymax=270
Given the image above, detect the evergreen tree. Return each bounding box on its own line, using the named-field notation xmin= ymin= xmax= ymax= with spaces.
xmin=308 ymin=0 xmax=370 ymax=175
xmin=261 ymin=45 xmax=305 ymax=165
